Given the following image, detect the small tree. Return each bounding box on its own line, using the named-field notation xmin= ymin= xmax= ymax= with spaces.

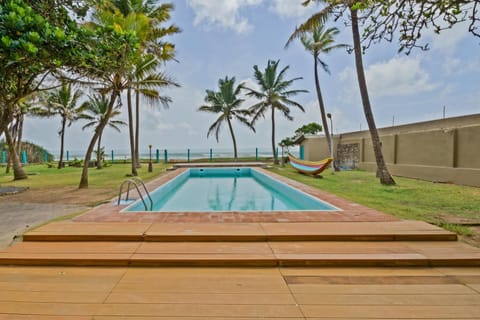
xmin=295 ymin=122 xmax=323 ymax=136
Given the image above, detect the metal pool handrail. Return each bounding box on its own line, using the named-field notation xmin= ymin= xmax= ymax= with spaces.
xmin=117 ymin=177 xmax=153 ymax=211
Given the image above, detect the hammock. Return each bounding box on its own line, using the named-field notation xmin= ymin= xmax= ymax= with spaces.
xmin=287 ymin=153 xmax=333 ymax=175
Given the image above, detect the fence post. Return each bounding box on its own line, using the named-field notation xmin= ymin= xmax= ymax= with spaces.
xmin=164 ymin=149 xmax=168 ymax=164
xmin=156 ymin=149 xmax=159 ymax=163
xmin=187 ymin=149 xmax=190 ymax=162
xmin=21 ymin=150 xmax=27 ymax=164
xmin=209 ymin=148 xmax=212 ymax=161
xmin=1 ymin=151 xmax=6 ymax=164
xmin=66 ymin=150 xmax=69 ymax=161
xmin=255 ymin=148 xmax=258 ymax=161
xmin=111 ymin=150 xmax=114 ymax=164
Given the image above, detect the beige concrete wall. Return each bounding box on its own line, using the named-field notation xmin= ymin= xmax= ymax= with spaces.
xmin=299 ymin=114 xmax=480 ymax=187
xmin=302 ymin=136 xmax=331 ymax=160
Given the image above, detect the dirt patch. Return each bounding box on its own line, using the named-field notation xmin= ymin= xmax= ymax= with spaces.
xmin=0 ymin=186 xmax=29 ymax=196
xmin=1 ymin=186 xmax=116 ymax=206
xmin=459 ymin=229 xmax=480 ymax=248
xmin=439 ymin=215 xmax=480 ymax=225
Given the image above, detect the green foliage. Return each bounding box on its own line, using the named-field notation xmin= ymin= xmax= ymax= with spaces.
xmin=358 ymin=1 xmax=479 ymax=53
xmin=0 ymin=140 xmax=53 ymax=163
xmin=279 ymin=137 xmax=296 ymax=147
xmin=295 ymin=122 xmax=323 ymax=135
xmin=199 ymin=76 xmax=253 ymax=142
xmin=68 ymin=158 xmax=83 ymax=168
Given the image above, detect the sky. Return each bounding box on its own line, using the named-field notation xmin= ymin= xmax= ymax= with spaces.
xmin=22 ymin=0 xmax=480 ymax=156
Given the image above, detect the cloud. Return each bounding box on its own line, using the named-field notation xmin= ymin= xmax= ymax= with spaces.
xmin=186 ymin=0 xmax=263 ymax=34
xmin=426 ymin=21 xmax=470 ymax=52
xmin=268 ymin=0 xmax=317 ymax=19
xmin=365 ymin=57 xmax=438 ymax=97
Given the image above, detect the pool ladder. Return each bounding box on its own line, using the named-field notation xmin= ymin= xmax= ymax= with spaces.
xmin=117 ymin=177 xmax=153 ymax=211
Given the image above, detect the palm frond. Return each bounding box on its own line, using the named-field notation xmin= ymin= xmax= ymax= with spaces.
xmin=285 ymin=4 xmax=336 ymax=48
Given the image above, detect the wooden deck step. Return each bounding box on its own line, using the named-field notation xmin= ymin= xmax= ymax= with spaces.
xmin=23 ymin=221 xmax=457 ymax=242
xmin=1 ymin=240 xmax=479 ymax=267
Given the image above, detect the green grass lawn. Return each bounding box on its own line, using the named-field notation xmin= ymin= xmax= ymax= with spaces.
xmin=0 ymin=162 xmax=169 ymax=190
xmin=269 ymin=165 xmax=480 ymax=235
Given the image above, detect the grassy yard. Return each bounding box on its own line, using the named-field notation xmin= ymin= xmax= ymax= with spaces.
xmin=0 ymin=162 xmax=168 ymax=190
xmin=0 ymin=162 xmax=169 ymax=206
xmin=269 ymin=165 xmax=480 ymax=237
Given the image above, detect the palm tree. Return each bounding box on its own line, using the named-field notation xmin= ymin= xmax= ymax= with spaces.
xmin=80 ymin=94 xmax=126 ymax=169
xmin=198 ymin=76 xmax=255 ymax=159
xmin=286 ymin=25 xmax=347 ymax=162
xmin=110 ymin=0 xmax=180 ymax=61
xmin=89 ymin=4 xmax=151 ymax=176
xmin=243 ymin=60 xmax=308 ymax=164
xmin=33 ymin=82 xmax=85 ymax=169
xmin=108 ymin=1 xmax=180 ymax=169
xmin=132 ymin=55 xmax=179 ymax=168
xmin=296 ymin=0 xmax=395 ymax=185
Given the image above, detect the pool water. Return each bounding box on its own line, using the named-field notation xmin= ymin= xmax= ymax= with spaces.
xmin=125 ymin=168 xmax=338 ymax=212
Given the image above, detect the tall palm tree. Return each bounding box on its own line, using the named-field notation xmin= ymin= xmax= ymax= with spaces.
xmin=243 ymin=60 xmax=307 ymax=164
xmin=90 ymin=4 xmax=151 ymax=176
xmin=80 ymin=94 xmax=127 ymax=169
xmin=109 ymin=0 xmax=180 ymax=169
xmin=286 ymin=25 xmax=347 ymax=161
xmin=296 ymin=0 xmax=395 ymax=185
xmin=198 ymin=76 xmax=255 ymax=159
xmin=132 ymin=55 xmax=179 ymax=168
xmin=110 ymin=0 xmax=180 ymax=61
xmin=33 ymin=82 xmax=86 ymax=169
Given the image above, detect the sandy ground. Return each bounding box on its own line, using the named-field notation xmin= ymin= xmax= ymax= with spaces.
xmin=0 ymin=187 xmax=114 ymax=249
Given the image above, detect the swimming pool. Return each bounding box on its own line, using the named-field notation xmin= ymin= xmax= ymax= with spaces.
xmin=124 ymin=167 xmax=339 ymax=212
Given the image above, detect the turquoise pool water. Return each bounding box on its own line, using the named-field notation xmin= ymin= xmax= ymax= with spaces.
xmin=124 ymin=168 xmax=338 ymax=212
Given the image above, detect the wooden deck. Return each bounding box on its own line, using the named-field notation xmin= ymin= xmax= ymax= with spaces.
xmin=1 ymin=169 xmax=480 ymax=318
xmin=0 ymin=266 xmax=479 ymax=318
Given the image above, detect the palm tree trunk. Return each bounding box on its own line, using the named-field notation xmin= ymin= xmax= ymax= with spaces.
xmin=4 ymin=125 xmax=27 ymax=180
xmin=127 ymin=88 xmax=138 ymax=176
xmin=16 ymin=115 xmax=23 ymax=158
xmin=134 ymin=90 xmax=141 ymax=168
xmin=58 ymin=117 xmax=66 ymax=169
xmin=226 ymin=117 xmax=238 ymax=159
xmin=271 ymin=107 xmax=279 ymax=165
xmin=96 ymin=134 xmax=103 ymax=169
xmin=313 ymin=54 xmax=332 ymax=158
xmin=351 ymin=8 xmax=395 ymax=185
xmin=79 ymin=91 xmax=118 ymax=188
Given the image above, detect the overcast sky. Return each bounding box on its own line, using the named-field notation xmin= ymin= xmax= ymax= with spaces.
xmin=22 ymin=0 xmax=480 ymax=155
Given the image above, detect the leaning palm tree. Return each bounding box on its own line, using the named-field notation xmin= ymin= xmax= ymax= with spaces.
xmin=198 ymin=76 xmax=255 ymax=159
xmin=294 ymin=0 xmax=395 ymax=185
xmin=80 ymin=94 xmax=127 ymax=169
xmin=286 ymin=25 xmax=347 ymax=161
xmin=243 ymin=60 xmax=307 ymax=164
xmin=33 ymin=83 xmax=86 ymax=169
